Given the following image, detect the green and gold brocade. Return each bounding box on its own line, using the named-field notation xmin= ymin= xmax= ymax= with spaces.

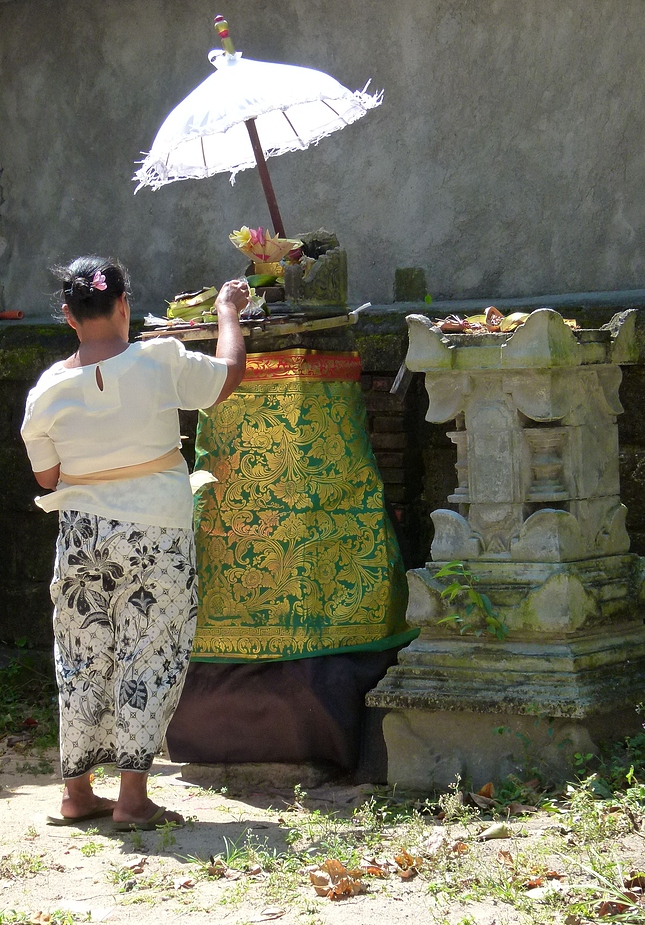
xmin=191 ymin=349 xmax=414 ymax=662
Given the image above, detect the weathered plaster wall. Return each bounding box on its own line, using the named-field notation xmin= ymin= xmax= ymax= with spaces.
xmin=1 ymin=0 xmax=645 ymax=314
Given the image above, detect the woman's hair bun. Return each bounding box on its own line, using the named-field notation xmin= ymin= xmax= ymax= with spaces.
xmin=53 ymin=255 xmax=130 ymax=322
xmin=70 ymin=276 xmax=92 ymax=300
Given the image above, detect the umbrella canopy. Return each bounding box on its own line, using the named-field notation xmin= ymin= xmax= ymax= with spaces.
xmin=134 ymin=52 xmax=382 ymax=192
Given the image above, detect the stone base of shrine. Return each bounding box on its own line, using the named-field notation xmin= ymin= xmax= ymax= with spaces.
xmin=180 ymin=761 xmax=341 ymax=792
xmin=367 ymin=625 xmax=645 ymax=789
xmin=379 ymin=706 xmax=644 ymax=792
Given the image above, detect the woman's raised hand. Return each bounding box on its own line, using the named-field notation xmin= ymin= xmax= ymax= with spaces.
xmin=214 ymin=279 xmax=248 ymax=401
xmin=216 ymin=279 xmax=250 ymax=314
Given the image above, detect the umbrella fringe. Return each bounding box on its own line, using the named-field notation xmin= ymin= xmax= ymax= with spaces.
xmin=132 ymin=87 xmax=383 ymax=195
xmin=133 ymin=88 xmax=382 ymax=192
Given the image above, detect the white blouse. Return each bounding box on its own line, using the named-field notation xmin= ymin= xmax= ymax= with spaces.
xmin=21 ymin=337 xmax=228 ymax=529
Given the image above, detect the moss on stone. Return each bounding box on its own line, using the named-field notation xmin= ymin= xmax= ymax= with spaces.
xmin=354 ymin=333 xmax=406 ymax=371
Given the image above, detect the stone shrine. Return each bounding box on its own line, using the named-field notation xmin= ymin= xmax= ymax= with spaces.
xmin=368 ymin=309 xmax=645 ymax=788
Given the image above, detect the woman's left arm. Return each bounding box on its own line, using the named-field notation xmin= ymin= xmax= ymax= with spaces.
xmin=21 ymin=392 xmax=61 ymax=489
xmin=33 ymin=464 xmax=60 ymax=490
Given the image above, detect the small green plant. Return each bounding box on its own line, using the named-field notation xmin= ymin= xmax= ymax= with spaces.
xmin=216 ymin=879 xmax=251 ymax=906
xmin=221 ymin=830 xmax=253 ymax=867
xmin=155 ymin=819 xmax=179 ymax=850
xmin=563 ymin=849 xmax=645 ymax=923
xmin=0 ymin=851 xmax=46 ymax=879
xmin=0 ymin=648 xmax=59 ymax=748
xmin=564 ymin=776 xmax=622 ymax=841
xmin=80 ymin=841 xmax=103 ymax=857
xmin=15 ymin=757 xmax=54 ymax=775
xmin=129 ymin=829 xmax=145 ymax=851
xmin=0 ymin=913 xmax=74 ymax=925
xmin=572 ymin=750 xmax=595 ymax=777
xmin=434 ymin=561 xmax=509 ymax=640
xmin=107 ymin=864 xmax=168 ymax=895
xmin=437 ymin=775 xmax=480 ymax=825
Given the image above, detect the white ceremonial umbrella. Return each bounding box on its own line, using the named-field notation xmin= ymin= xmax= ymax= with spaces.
xmin=133 ymin=15 xmax=382 ymax=236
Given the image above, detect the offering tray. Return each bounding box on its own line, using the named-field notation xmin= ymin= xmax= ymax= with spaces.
xmin=138 ymin=303 xmax=370 ymax=343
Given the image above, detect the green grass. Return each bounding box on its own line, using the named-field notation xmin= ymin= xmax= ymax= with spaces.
xmin=79 ymin=841 xmax=104 ymax=857
xmin=0 ymin=646 xmax=59 ymax=750
xmin=0 ymin=912 xmax=75 ymax=925
xmin=14 ymin=757 xmax=55 ymax=775
xmin=0 ymin=851 xmax=47 ymax=879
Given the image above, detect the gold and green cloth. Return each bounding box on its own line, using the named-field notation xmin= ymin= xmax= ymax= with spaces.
xmin=191 ymin=349 xmax=414 ymax=662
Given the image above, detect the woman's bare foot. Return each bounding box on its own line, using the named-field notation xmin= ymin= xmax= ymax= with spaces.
xmin=112 ymin=770 xmax=185 ymax=827
xmin=60 ymin=773 xmax=116 ymax=820
xmin=112 ymin=800 xmax=184 ymax=829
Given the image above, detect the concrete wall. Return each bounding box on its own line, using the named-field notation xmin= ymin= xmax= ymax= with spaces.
xmin=1 ymin=0 xmax=645 ymax=315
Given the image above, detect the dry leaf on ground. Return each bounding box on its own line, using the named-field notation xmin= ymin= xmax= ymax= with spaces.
xmin=507 ymin=802 xmax=538 ymax=816
xmin=423 ymin=830 xmax=447 ymax=857
xmin=469 ymin=792 xmax=497 ymax=810
xmin=525 ymin=880 xmax=565 ymax=902
xmin=173 ymin=876 xmax=195 ymax=890
xmin=625 ymin=871 xmax=645 ymax=890
xmin=597 ymin=895 xmax=638 ymax=916
xmin=393 ymin=849 xmax=423 ymax=879
xmin=477 ymin=822 xmax=512 ymax=841
xmin=309 ymin=859 xmax=366 ymax=900
xmin=207 ymin=856 xmax=228 ymax=877
xmin=207 ymin=856 xmax=242 ymax=880
xmin=359 ymin=857 xmax=390 ymax=877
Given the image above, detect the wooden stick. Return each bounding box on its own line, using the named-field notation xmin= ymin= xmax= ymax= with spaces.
xmin=245 ymin=118 xmax=287 ymax=238
xmin=212 ymin=16 xmax=286 ymax=238
xmin=139 ymin=304 xmax=371 ymax=343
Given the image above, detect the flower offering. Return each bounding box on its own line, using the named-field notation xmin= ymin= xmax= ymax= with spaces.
xmin=229 ymin=226 xmax=301 ymax=264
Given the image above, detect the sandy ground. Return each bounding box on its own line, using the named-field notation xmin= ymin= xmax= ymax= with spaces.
xmin=0 ymin=751 xmax=443 ymax=925
xmin=1 ymin=748 xmax=644 ymax=925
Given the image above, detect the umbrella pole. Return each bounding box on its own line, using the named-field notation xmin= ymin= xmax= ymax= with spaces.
xmin=245 ymin=118 xmax=287 ymax=238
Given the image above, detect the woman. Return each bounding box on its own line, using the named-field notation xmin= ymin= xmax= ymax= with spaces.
xmin=21 ymin=256 xmax=247 ymax=829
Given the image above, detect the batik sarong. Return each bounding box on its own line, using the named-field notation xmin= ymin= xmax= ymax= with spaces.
xmin=50 ymin=511 xmax=197 ymax=779
xmin=191 ymin=349 xmax=413 ymax=662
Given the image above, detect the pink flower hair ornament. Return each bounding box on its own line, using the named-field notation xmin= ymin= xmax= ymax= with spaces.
xmin=91 ymin=270 xmax=108 ymax=291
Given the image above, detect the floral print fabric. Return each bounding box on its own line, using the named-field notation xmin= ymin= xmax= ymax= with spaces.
xmin=191 ymin=350 xmax=412 ymax=662
xmin=51 ymin=511 xmax=197 ymax=779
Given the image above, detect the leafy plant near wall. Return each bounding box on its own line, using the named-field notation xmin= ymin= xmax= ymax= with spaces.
xmin=0 ymin=640 xmax=58 ymax=748
xmin=434 ymin=560 xmax=510 ymax=641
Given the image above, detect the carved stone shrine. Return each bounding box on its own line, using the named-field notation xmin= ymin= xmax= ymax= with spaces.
xmin=367 ymin=309 xmax=645 ymax=788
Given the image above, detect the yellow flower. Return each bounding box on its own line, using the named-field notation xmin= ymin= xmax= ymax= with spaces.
xmin=229 ymin=226 xmax=253 ymax=249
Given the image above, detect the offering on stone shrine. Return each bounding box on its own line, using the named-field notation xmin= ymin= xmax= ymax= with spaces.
xmin=432 ymin=306 xmax=579 ymax=334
